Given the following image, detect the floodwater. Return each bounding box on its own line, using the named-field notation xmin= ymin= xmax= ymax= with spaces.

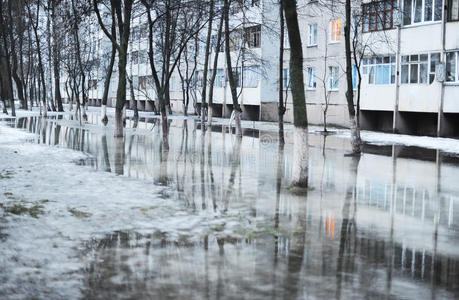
xmin=2 ymin=112 xmax=459 ymax=299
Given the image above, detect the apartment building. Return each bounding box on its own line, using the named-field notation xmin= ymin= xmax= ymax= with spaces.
xmin=80 ymin=0 xmax=459 ymax=137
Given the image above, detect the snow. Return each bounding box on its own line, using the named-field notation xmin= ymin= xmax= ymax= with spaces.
xmin=1 ymin=108 xmax=458 ymax=299
xmin=0 ymin=121 xmax=256 ymax=299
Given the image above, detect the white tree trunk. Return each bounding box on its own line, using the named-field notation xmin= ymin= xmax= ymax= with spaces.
xmin=234 ymin=110 xmax=242 ymax=137
xmin=207 ymin=107 xmax=213 ymax=126
xmin=101 ymin=104 xmax=107 ymax=121
xmin=229 ymin=110 xmax=235 ymax=127
xmin=291 ymin=126 xmax=309 ymax=187
xmin=349 ymin=116 xmax=361 ymax=154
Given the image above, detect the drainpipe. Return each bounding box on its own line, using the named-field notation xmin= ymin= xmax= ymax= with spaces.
xmin=437 ymin=0 xmax=447 ymax=137
xmin=392 ymin=5 xmax=402 ymax=134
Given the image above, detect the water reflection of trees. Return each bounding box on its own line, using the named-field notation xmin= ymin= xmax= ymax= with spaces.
xmin=9 ymin=115 xmax=459 ymax=298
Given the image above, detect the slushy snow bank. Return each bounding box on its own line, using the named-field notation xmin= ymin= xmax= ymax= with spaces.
xmin=0 ymin=122 xmax=254 ymax=299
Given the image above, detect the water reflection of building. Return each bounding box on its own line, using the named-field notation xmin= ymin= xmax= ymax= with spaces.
xmin=9 ymin=115 xmax=459 ymax=298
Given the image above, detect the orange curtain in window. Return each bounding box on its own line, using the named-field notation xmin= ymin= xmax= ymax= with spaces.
xmin=330 ymin=19 xmax=341 ymax=41
xmin=331 ymin=20 xmax=336 ymax=41
xmin=336 ymin=19 xmax=341 ymax=41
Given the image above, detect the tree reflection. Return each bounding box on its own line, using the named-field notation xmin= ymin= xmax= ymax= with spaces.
xmin=336 ymin=156 xmax=360 ymax=300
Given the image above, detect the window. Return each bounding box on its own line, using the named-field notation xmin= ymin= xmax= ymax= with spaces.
xmin=362 ymin=0 xmax=396 ymax=32
xmin=139 ymin=51 xmax=148 ymax=64
xmin=283 ymin=68 xmax=290 ymax=90
xmin=139 ymin=24 xmax=148 ymax=39
xmin=230 ymin=68 xmax=241 ymax=87
xmin=215 ymin=69 xmax=225 ymax=87
xmin=362 ymin=55 xmax=396 ymax=85
xmin=307 ymin=67 xmax=316 ymax=89
xmin=230 ymin=0 xmax=244 ymax=14
xmin=449 ymin=0 xmax=459 ymax=21
xmin=169 ymin=76 xmax=175 ymax=91
xmin=352 ymin=65 xmax=358 ymax=89
xmin=243 ymin=66 xmax=260 ymax=87
xmin=131 ymin=51 xmax=139 ymax=64
xmin=251 ymin=0 xmax=260 ymax=7
xmin=403 ymin=0 xmax=442 ymax=25
xmin=211 ymin=35 xmax=224 ymax=53
xmin=329 ymin=19 xmax=341 ymax=42
xmin=229 ymin=30 xmax=242 ymax=51
xmin=446 ymin=51 xmax=458 ymax=82
xmin=429 ymin=52 xmax=440 ymax=83
xmin=89 ymin=79 xmax=97 ymax=90
xmin=131 ymin=26 xmax=139 ymax=41
xmin=139 ymin=76 xmax=148 ymax=90
xmin=245 ymin=25 xmax=261 ymax=48
xmin=195 ymin=71 xmax=203 ymax=87
xmin=328 ymin=66 xmax=339 ymax=90
xmin=401 ymin=54 xmax=429 ymax=84
xmin=308 ymin=24 xmax=318 ymax=46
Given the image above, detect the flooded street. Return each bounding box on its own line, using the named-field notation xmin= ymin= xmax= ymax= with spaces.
xmin=1 ymin=111 xmax=458 ymax=299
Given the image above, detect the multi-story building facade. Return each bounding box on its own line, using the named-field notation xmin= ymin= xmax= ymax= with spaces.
xmin=78 ymin=0 xmax=459 ymax=137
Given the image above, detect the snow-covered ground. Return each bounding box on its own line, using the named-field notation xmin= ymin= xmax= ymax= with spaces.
xmin=0 ymin=122 xmax=257 ymax=299
xmin=1 ymin=108 xmax=458 ymax=299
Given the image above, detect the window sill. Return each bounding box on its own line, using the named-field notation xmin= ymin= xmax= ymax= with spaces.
xmin=329 ymin=89 xmax=339 ymax=92
xmin=328 ymin=41 xmax=341 ymax=45
xmin=400 ymin=82 xmax=430 ymax=85
xmin=306 ymin=88 xmax=316 ymax=91
xmin=402 ymin=21 xmax=442 ymax=29
xmin=368 ymin=83 xmax=396 ymax=86
xmin=307 ymin=44 xmax=318 ymax=48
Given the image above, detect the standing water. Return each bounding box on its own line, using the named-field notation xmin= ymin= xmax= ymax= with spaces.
xmin=0 ymin=112 xmax=458 ymax=299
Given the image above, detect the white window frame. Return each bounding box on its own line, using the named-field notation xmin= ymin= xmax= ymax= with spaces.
xmin=446 ymin=51 xmax=459 ymax=83
xmin=400 ymin=53 xmax=429 ymax=84
xmin=328 ymin=66 xmax=339 ymax=90
xmin=307 ymin=67 xmax=317 ymax=89
xmin=308 ymin=24 xmax=318 ymax=46
xmin=362 ymin=55 xmax=396 ymax=85
xmin=402 ymin=0 xmax=443 ymax=26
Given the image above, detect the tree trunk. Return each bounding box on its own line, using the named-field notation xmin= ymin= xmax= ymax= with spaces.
xmin=283 ymin=0 xmax=308 ymax=187
xmin=51 ymin=0 xmax=63 ymax=112
xmin=344 ymin=0 xmax=361 ymax=154
xmin=207 ymin=10 xmax=224 ymax=126
xmin=46 ymin=4 xmax=56 ymax=111
xmin=101 ymin=15 xmax=117 ymax=124
xmin=201 ymin=0 xmax=214 ymax=131
xmin=224 ymin=0 xmax=242 ymax=137
xmin=282 ymin=0 xmax=307 ymax=127
xmin=278 ymin=0 xmax=285 ymax=146
xmin=6 ymin=0 xmax=24 ymax=111
xmin=291 ymin=126 xmax=308 ymax=187
xmin=0 ymin=1 xmax=15 ymax=116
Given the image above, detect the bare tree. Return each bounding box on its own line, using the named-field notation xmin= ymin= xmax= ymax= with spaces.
xmin=223 ymin=0 xmax=242 ymax=137
xmin=94 ymin=0 xmax=135 ymax=137
xmin=344 ymin=0 xmax=361 ymax=154
xmin=283 ymin=0 xmax=308 ymax=187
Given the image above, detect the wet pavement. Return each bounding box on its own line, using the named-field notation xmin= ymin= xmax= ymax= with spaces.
xmin=1 ymin=111 xmax=458 ymax=299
